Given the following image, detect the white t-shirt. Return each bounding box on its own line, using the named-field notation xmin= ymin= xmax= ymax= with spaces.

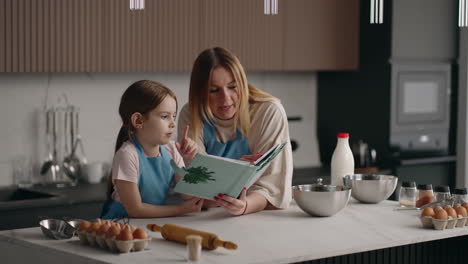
xmin=110 ymin=141 xmax=184 ymax=202
xmin=178 ymin=100 xmax=293 ymax=209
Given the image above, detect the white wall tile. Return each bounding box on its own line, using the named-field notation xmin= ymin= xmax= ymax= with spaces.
xmin=0 ymin=72 xmax=320 ymax=187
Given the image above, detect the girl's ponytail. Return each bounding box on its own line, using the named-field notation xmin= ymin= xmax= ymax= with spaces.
xmin=106 ymin=125 xmax=131 ymax=199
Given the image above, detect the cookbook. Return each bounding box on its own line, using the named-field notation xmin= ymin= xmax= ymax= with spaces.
xmin=171 ymin=141 xmax=288 ymax=200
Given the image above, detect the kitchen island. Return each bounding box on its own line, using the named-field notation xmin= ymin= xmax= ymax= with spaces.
xmin=1 ymin=199 xmax=468 ymax=263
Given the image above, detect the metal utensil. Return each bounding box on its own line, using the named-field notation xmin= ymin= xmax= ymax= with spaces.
xmin=63 ymin=137 xmax=81 ymax=181
xmin=40 ymin=111 xmax=54 ymax=175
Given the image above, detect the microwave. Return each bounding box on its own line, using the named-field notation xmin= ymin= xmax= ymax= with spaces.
xmin=390 ymin=62 xmax=451 ymax=155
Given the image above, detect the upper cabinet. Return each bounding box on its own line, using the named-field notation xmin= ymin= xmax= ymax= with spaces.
xmin=283 ymin=0 xmax=359 ymax=71
xmin=0 ymin=0 xmax=359 ymax=72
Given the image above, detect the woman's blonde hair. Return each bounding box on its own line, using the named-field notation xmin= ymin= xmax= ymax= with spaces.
xmin=189 ymin=47 xmax=276 ymax=140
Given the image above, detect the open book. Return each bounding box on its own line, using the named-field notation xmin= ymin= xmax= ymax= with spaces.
xmin=171 ymin=141 xmax=288 ymax=200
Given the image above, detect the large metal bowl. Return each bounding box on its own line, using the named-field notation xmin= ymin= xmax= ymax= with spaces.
xmin=292 ymin=179 xmax=351 ymax=217
xmin=344 ymin=174 xmax=398 ymax=203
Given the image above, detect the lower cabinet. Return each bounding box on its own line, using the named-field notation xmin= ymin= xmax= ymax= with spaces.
xmin=0 ymin=202 xmax=103 ymax=230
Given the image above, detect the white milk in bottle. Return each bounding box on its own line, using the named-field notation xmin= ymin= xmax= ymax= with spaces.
xmin=331 ymin=133 xmax=354 ymax=186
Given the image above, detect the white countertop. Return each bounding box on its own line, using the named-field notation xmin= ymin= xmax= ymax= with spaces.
xmin=1 ymin=199 xmax=468 ymax=264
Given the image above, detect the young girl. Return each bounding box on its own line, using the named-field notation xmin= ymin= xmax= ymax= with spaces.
xmin=101 ymin=80 xmax=203 ymax=219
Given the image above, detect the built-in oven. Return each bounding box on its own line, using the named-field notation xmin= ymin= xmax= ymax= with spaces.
xmin=390 ymin=62 xmax=451 ymax=155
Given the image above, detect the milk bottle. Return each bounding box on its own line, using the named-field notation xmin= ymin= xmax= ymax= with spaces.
xmin=331 ymin=133 xmax=354 ymax=186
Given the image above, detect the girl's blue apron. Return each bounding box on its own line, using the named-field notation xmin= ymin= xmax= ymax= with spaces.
xmin=101 ymin=138 xmax=174 ymax=219
xmin=203 ymin=121 xmax=251 ymax=159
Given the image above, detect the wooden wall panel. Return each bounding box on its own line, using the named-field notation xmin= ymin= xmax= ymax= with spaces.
xmin=283 ymin=0 xmax=359 ymax=71
xmin=0 ymin=0 xmax=6 ymax=72
xmin=0 ymin=0 xmax=104 ymax=72
xmin=102 ymin=0 xmax=200 ymax=72
xmin=200 ymin=0 xmax=284 ymax=71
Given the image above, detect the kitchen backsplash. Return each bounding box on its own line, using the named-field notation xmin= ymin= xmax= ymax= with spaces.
xmin=0 ymin=72 xmax=320 ymax=187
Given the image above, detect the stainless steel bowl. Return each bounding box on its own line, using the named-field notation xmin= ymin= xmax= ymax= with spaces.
xmin=292 ymin=179 xmax=351 ymax=217
xmin=39 ymin=219 xmax=76 ymax=239
xmin=344 ymin=174 xmax=398 ymax=203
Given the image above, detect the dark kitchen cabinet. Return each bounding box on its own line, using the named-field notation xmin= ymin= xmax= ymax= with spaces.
xmin=0 ymin=0 xmax=359 ymax=72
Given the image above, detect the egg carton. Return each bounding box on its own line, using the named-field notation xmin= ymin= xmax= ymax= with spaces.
xmin=419 ymin=216 xmax=468 ymax=230
xmin=77 ymin=231 xmax=151 ymax=253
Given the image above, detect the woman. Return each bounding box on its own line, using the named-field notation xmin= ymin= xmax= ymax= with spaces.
xmin=178 ymin=47 xmax=293 ymax=215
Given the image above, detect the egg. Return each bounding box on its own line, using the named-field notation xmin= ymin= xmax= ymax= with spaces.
xmin=435 ymin=209 xmax=448 ymax=220
xmin=421 ymin=207 xmax=435 ymax=217
xmin=105 ymin=225 xmax=121 ymax=238
xmin=77 ymin=220 xmax=91 ymax=232
xmin=116 ymin=226 xmax=134 ymax=241
xmin=462 ymin=202 xmax=468 ymax=210
xmin=443 ymin=205 xmax=452 ymax=210
xmin=433 ymin=206 xmax=443 ymax=212
xmin=133 ymin=228 xmax=148 ymax=239
xmin=446 ymin=207 xmax=457 ymax=219
xmin=456 ymin=206 xmax=468 ymax=217
xmin=420 ymin=207 xmax=436 ymax=218
xmin=88 ymin=221 xmax=102 ymax=233
xmin=97 ymin=222 xmax=111 ymax=236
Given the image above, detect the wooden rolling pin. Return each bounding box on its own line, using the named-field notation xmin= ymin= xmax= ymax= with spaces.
xmin=147 ymin=223 xmax=237 ymax=250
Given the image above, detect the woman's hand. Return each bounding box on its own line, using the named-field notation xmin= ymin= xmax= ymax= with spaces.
xmin=240 ymin=152 xmax=263 ymax=162
xmin=176 ymin=125 xmax=198 ymax=165
xmin=214 ymin=187 xmax=247 ymax=216
xmin=179 ymin=197 xmax=204 ymax=214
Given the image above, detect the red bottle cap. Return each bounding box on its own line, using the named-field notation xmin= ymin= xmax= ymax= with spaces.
xmin=337 ymin=133 xmax=349 ymax=138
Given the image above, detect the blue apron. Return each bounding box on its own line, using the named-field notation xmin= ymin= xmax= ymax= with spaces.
xmin=101 ymin=138 xmax=174 ymax=219
xmin=203 ymin=121 xmax=251 ymax=159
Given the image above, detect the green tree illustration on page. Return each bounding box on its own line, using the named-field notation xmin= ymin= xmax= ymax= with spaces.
xmin=182 ymin=166 xmax=216 ymax=184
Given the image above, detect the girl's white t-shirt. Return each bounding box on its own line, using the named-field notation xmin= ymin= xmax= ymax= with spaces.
xmin=110 ymin=140 xmax=184 ymax=202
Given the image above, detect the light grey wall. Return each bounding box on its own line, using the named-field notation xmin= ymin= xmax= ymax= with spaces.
xmin=0 ymin=72 xmax=320 ymax=187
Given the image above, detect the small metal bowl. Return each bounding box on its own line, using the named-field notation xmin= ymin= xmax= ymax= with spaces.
xmin=39 ymin=219 xmax=76 ymax=239
xmin=344 ymin=174 xmax=398 ymax=203
xmin=292 ymin=178 xmax=351 ymax=217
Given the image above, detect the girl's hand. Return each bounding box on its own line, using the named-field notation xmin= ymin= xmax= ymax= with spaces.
xmin=240 ymin=152 xmax=263 ymax=162
xmin=180 ymin=197 xmax=204 ymax=214
xmin=214 ymin=187 xmax=247 ymax=216
xmin=176 ymin=125 xmax=198 ymax=165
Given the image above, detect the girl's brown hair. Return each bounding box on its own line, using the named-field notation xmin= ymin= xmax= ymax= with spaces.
xmin=189 ymin=47 xmax=276 ymax=141
xmin=106 ymin=80 xmax=177 ymax=199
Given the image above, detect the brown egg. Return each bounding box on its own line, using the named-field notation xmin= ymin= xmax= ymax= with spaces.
xmin=105 ymin=225 xmax=121 ymax=238
xmin=435 ymin=209 xmax=448 ymax=220
xmin=119 ymin=223 xmax=127 ymax=230
xmin=133 ymin=228 xmax=148 ymax=239
xmin=433 ymin=206 xmax=443 ymax=212
xmin=116 ymin=226 xmax=133 ymax=241
xmin=443 ymin=205 xmax=452 ymax=210
xmin=88 ymin=221 xmax=102 ymax=233
xmin=97 ymin=222 xmax=111 ymax=236
xmin=420 ymin=207 xmax=436 ymax=218
xmin=446 ymin=207 xmax=457 ymax=219
xmin=77 ymin=220 xmax=91 ymax=232
xmin=456 ymin=206 xmax=468 ymax=217
xmin=463 ymin=202 xmax=468 ymax=210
